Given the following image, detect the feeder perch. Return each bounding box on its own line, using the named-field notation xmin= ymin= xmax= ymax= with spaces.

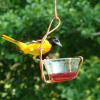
xmin=40 ymin=56 xmax=83 ymax=83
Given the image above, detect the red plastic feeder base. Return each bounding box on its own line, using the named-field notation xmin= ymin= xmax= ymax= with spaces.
xmin=49 ymin=72 xmax=77 ymax=82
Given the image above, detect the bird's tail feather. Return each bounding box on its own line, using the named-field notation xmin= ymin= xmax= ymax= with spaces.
xmin=2 ymin=35 xmax=20 ymax=45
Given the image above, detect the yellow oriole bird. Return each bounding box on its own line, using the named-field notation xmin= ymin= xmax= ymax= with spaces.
xmin=2 ymin=35 xmax=62 ymax=59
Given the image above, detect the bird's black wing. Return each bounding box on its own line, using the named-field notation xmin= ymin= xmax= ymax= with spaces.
xmin=25 ymin=39 xmax=42 ymax=44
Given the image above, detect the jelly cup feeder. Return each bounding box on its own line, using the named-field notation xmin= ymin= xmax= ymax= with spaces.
xmin=39 ymin=0 xmax=84 ymax=83
xmin=40 ymin=57 xmax=83 ymax=83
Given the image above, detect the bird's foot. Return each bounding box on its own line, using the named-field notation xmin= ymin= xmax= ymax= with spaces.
xmin=45 ymin=56 xmax=50 ymax=60
xmin=32 ymin=56 xmax=40 ymax=63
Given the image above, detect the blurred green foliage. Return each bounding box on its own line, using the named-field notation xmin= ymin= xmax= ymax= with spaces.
xmin=0 ymin=0 xmax=100 ymax=100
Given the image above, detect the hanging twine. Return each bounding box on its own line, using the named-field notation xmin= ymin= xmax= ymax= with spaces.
xmin=40 ymin=0 xmax=61 ymax=61
xmin=39 ymin=0 xmax=61 ymax=82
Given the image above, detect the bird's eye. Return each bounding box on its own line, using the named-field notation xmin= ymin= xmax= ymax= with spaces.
xmin=54 ymin=39 xmax=59 ymax=42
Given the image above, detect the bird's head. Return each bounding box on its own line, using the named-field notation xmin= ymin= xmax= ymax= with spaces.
xmin=48 ymin=37 xmax=62 ymax=47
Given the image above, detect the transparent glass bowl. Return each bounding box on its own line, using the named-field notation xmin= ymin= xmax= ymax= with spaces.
xmin=43 ymin=57 xmax=83 ymax=82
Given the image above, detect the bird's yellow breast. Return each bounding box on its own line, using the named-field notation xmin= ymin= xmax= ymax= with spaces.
xmin=24 ymin=40 xmax=52 ymax=57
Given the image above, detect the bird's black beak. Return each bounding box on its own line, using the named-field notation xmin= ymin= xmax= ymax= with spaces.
xmin=56 ymin=41 xmax=62 ymax=47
